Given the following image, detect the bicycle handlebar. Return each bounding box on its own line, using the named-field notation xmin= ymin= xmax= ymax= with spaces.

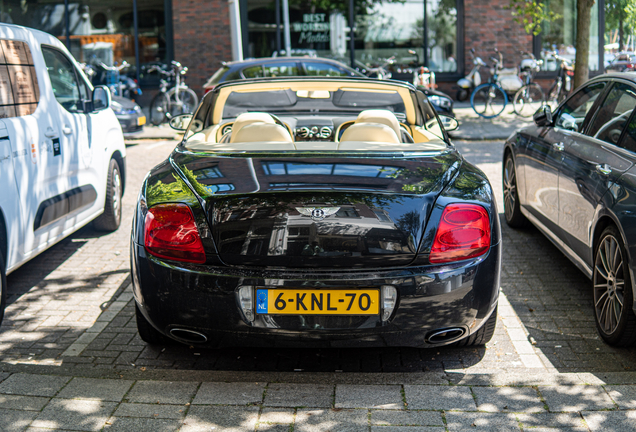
xmin=146 ymin=62 xmax=190 ymax=77
xmin=99 ymin=60 xmax=130 ymax=72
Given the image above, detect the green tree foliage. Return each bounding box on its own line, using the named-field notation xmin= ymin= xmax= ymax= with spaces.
xmin=605 ymin=0 xmax=630 ymax=51
xmin=626 ymin=2 xmax=636 ymax=37
xmin=506 ymin=0 xmax=559 ymax=36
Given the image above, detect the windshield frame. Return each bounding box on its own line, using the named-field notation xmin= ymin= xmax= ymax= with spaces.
xmin=183 ymin=77 xmax=450 ymax=146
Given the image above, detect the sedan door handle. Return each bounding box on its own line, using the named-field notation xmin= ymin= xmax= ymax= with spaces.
xmin=62 ymin=126 xmax=72 ymax=135
xmin=596 ymin=164 xmax=612 ymax=176
xmin=553 ymin=142 xmax=565 ymax=151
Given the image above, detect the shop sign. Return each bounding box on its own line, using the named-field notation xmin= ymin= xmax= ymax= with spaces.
xmin=293 ymin=14 xmax=330 ymax=44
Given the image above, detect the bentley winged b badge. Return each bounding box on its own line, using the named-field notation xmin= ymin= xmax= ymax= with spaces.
xmin=295 ymin=206 xmax=340 ymax=221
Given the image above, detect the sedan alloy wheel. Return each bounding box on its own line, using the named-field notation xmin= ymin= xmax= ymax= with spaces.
xmin=503 ymin=155 xmax=527 ymax=227
xmin=593 ymin=227 xmax=636 ymax=346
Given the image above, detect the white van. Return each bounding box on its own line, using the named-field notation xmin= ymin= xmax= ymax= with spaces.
xmin=0 ymin=24 xmax=126 ymax=323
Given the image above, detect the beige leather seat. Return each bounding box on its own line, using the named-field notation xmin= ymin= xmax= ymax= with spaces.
xmin=355 ymin=110 xmax=402 ymax=138
xmin=231 ymin=123 xmax=294 ymax=143
xmin=339 ymin=122 xmax=400 ymax=144
xmin=228 ymin=112 xmax=276 ymax=143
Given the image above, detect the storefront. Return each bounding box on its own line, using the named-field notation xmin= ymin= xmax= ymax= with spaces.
xmin=0 ymin=0 xmax=173 ymax=88
xmin=0 ymin=0 xmax=621 ymax=96
xmin=244 ymin=0 xmax=463 ymax=79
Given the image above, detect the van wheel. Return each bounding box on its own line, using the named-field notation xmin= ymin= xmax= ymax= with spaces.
xmin=135 ymin=303 xmax=174 ymax=345
xmin=0 ymin=252 xmax=6 ymax=325
xmin=93 ymin=159 xmax=122 ymax=232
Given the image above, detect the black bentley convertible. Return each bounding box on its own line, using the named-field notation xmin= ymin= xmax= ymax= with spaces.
xmin=131 ymin=77 xmax=501 ymax=348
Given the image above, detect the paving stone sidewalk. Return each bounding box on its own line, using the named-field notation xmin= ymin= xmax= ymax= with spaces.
xmin=0 ymin=371 xmax=635 ymax=431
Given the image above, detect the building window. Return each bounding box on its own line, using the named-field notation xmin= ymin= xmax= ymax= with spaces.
xmin=355 ymin=0 xmax=458 ymax=74
xmin=336 ymin=207 xmax=359 ymax=218
xmin=0 ymin=0 xmax=171 ymax=88
xmin=536 ymin=0 xmax=600 ymax=72
xmin=244 ymin=0 xmax=461 ymax=76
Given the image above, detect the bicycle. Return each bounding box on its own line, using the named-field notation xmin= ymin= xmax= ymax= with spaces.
xmin=470 ymin=52 xmax=508 ymax=119
xmin=148 ymin=61 xmax=198 ymax=126
xmin=544 ymin=52 xmax=574 ymax=108
xmin=512 ymin=52 xmax=545 ymax=117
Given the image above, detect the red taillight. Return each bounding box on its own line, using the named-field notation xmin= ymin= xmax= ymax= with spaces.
xmin=204 ymin=86 xmax=215 ymax=94
xmin=429 ymin=204 xmax=491 ymax=263
xmin=144 ymin=204 xmax=206 ymax=264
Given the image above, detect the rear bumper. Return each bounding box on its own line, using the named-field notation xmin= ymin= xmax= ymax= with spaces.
xmin=131 ymin=240 xmax=501 ymax=348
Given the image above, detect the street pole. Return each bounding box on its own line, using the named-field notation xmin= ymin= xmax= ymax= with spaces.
xmin=275 ymin=0 xmax=281 ymax=54
xmin=228 ymin=0 xmax=244 ymax=61
xmin=133 ymin=0 xmax=141 ymax=84
xmin=64 ymin=0 xmax=70 ymax=48
xmin=423 ymin=0 xmax=428 ymax=67
xmin=348 ymin=0 xmax=354 ymax=68
xmin=282 ymin=0 xmax=291 ymax=56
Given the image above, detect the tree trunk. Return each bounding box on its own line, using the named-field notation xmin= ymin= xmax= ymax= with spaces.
xmin=619 ymin=15 xmax=624 ymax=51
xmin=574 ymin=0 xmax=596 ymax=90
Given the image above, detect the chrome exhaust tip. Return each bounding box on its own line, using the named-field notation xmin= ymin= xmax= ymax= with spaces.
xmin=169 ymin=328 xmax=208 ymax=344
xmin=426 ymin=327 xmax=466 ymax=344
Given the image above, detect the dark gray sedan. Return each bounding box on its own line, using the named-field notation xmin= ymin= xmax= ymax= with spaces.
xmin=503 ymin=72 xmax=636 ymax=346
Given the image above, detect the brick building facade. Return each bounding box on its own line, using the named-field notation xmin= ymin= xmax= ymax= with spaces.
xmin=169 ymin=0 xmax=551 ymax=95
xmin=173 ymin=0 xmax=234 ymax=95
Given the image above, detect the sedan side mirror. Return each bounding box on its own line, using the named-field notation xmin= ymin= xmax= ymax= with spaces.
xmin=533 ymin=104 xmax=553 ymax=127
xmin=92 ymin=86 xmax=111 ymax=111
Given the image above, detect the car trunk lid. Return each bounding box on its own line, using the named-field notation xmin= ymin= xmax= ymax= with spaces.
xmin=172 ymin=150 xmax=461 ymax=268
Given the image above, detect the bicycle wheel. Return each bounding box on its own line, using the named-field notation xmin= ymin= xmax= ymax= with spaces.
xmin=471 ymin=83 xmax=507 ymax=119
xmin=513 ymin=83 xmax=545 ymax=117
xmin=167 ymin=87 xmax=198 ymax=117
xmin=149 ymin=92 xmax=170 ymax=126
xmin=546 ymin=80 xmax=563 ymax=109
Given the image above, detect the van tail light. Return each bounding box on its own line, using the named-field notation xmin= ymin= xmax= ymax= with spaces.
xmin=204 ymin=86 xmax=215 ymax=94
xmin=429 ymin=204 xmax=491 ymax=263
xmin=144 ymin=204 xmax=206 ymax=264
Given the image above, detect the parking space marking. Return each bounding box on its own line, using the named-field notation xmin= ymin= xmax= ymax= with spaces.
xmin=61 ymin=287 xmax=134 ymax=357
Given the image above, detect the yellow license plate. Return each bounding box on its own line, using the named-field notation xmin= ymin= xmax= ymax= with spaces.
xmin=256 ymin=289 xmax=379 ymax=315
xmin=137 ymin=116 xmax=146 ymax=126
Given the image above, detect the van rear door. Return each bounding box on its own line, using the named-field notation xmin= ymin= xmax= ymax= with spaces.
xmin=0 ymin=122 xmax=22 ymax=272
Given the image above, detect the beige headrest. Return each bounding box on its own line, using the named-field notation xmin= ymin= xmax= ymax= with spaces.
xmin=340 ymin=122 xmax=400 ymax=144
xmin=355 ymin=110 xmax=401 ymax=138
xmin=229 ymin=112 xmax=276 ymax=142
xmin=231 ymin=123 xmax=293 ymax=143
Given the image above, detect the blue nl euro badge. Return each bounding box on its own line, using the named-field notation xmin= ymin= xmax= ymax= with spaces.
xmin=256 ymin=289 xmax=268 ymax=314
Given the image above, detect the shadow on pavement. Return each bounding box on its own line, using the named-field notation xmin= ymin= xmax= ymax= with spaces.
xmin=499 ymin=214 xmax=636 ymax=372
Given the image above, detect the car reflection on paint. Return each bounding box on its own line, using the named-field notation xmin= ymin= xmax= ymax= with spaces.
xmin=130 ymin=77 xmax=500 ymax=349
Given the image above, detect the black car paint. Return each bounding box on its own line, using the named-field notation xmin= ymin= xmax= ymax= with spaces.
xmin=208 ymin=57 xmax=364 ymax=87
xmin=504 ymin=73 xmax=636 ymax=314
xmin=131 ymin=143 xmax=500 ymax=347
